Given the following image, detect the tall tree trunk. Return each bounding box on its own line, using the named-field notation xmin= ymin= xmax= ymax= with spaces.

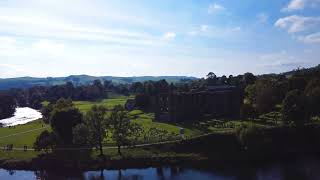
xmin=99 ymin=135 xmax=103 ymax=156
xmin=118 ymin=145 xmax=121 ymax=156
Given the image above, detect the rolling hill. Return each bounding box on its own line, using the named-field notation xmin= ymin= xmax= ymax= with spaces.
xmin=0 ymin=75 xmax=197 ymax=90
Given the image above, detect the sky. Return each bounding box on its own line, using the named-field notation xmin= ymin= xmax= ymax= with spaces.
xmin=0 ymin=0 xmax=320 ymax=78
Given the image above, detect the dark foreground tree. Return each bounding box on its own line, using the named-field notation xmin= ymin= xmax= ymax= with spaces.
xmin=0 ymin=93 xmax=16 ymax=119
xmin=241 ymin=103 xmax=257 ymax=120
xmin=282 ymin=90 xmax=309 ymax=127
xmin=34 ymin=130 xmax=56 ymax=153
xmin=304 ymin=78 xmax=320 ymax=116
xmin=50 ymin=98 xmax=82 ymax=145
xmin=236 ymin=123 xmax=263 ymax=151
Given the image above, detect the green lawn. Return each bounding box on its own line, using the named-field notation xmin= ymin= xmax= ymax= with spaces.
xmin=128 ymin=110 xmax=203 ymax=137
xmin=0 ymin=120 xmax=49 ymax=148
xmin=73 ymin=96 xmax=132 ymax=113
xmin=73 ymin=96 xmax=206 ymax=141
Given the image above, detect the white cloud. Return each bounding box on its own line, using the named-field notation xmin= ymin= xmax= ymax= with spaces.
xmin=0 ymin=36 xmax=16 ymax=50
xmin=258 ymin=51 xmax=305 ymax=69
xmin=187 ymin=31 xmax=198 ymax=36
xmin=0 ymin=14 xmax=165 ymax=47
xmin=231 ymin=27 xmax=241 ymax=31
xmin=201 ymin=25 xmax=209 ymax=32
xmin=0 ymin=64 xmax=27 ymax=78
xmin=257 ymin=13 xmax=269 ymax=23
xmin=208 ymin=3 xmax=225 ymax=14
xmin=298 ymin=32 xmax=320 ymax=43
xmin=186 ymin=25 xmax=241 ymax=39
xmin=163 ymin=32 xmax=176 ymax=39
xmin=282 ymin=0 xmax=305 ymax=11
xmin=31 ymin=39 xmax=65 ymax=56
xmin=282 ymin=0 xmax=320 ymax=11
xmin=275 ymin=15 xmax=320 ymax=33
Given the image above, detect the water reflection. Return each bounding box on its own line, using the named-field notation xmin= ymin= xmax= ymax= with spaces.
xmin=0 ymin=157 xmax=320 ymax=180
xmin=34 ymin=170 xmax=85 ymax=180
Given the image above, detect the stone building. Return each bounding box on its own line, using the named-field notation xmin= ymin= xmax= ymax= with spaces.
xmin=153 ymin=85 xmax=242 ymax=122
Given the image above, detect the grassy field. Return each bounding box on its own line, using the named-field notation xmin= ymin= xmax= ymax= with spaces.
xmin=74 ymin=96 xmax=133 ymax=112
xmin=0 ymin=95 xmax=287 ymax=151
xmin=0 ymin=120 xmax=49 ymax=148
xmin=73 ymin=96 xmax=207 ymax=141
xmin=0 ymin=95 xmax=224 ymax=149
xmin=128 ymin=110 xmax=203 ymax=137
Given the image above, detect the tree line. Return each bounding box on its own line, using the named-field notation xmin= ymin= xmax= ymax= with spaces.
xmin=4 ymin=80 xmax=125 ymax=109
xmin=0 ymin=92 xmax=16 ymax=119
xmin=242 ymin=65 xmax=320 ymax=127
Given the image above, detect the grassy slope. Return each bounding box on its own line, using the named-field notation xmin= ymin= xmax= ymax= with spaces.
xmin=128 ymin=110 xmax=203 ymax=137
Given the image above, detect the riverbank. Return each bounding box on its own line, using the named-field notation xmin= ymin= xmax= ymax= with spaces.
xmin=1 ymin=124 xmax=320 ymax=171
xmin=0 ymin=155 xmax=209 ymax=171
xmin=1 ymin=150 xmax=320 ymax=172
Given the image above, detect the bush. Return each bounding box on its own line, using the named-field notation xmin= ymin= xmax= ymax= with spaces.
xmin=34 ymin=130 xmax=56 ymax=152
xmin=236 ymin=123 xmax=263 ymax=151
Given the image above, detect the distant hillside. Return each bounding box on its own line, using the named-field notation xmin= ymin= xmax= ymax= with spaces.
xmin=281 ymin=64 xmax=320 ymax=77
xmin=0 ymin=75 xmax=197 ymax=90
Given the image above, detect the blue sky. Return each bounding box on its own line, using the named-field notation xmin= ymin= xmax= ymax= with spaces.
xmin=0 ymin=0 xmax=319 ymax=78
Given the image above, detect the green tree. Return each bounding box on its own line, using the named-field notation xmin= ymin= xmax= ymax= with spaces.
xmin=109 ymin=105 xmax=140 ymax=155
xmin=245 ymin=84 xmax=257 ymax=104
xmin=72 ymin=123 xmax=91 ymax=147
xmin=34 ymin=130 xmax=56 ymax=153
xmin=243 ymin=72 xmax=256 ymax=86
xmin=282 ymin=90 xmax=309 ymax=127
xmin=220 ymin=75 xmax=228 ymax=85
xmin=288 ymin=76 xmax=307 ymax=91
xmin=241 ymin=103 xmax=257 ymax=120
xmin=50 ymin=98 xmax=82 ymax=145
xmin=236 ymin=123 xmax=262 ymax=151
xmin=0 ymin=93 xmax=16 ymax=119
xmin=206 ymin=72 xmax=217 ymax=85
xmin=41 ymin=103 xmax=53 ymax=124
xmin=245 ymin=79 xmax=278 ymax=115
xmin=256 ymin=81 xmax=276 ymax=114
xmin=304 ymin=78 xmax=320 ymax=116
xmin=84 ymin=105 xmax=109 ymax=156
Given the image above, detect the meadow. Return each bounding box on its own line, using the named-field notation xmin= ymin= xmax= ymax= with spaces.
xmin=0 ymin=120 xmax=49 ymax=148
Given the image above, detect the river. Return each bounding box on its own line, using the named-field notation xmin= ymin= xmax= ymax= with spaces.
xmin=0 ymin=156 xmax=320 ymax=180
xmin=0 ymin=107 xmax=42 ymax=127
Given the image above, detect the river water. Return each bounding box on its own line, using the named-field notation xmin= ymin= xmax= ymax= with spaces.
xmin=0 ymin=156 xmax=320 ymax=180
xmin=0 ymin=107 xmax=42 ymax=127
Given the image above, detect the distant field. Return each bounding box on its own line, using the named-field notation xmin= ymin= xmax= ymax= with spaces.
xmin=74 ymin=96 xmax=132 ymax=113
